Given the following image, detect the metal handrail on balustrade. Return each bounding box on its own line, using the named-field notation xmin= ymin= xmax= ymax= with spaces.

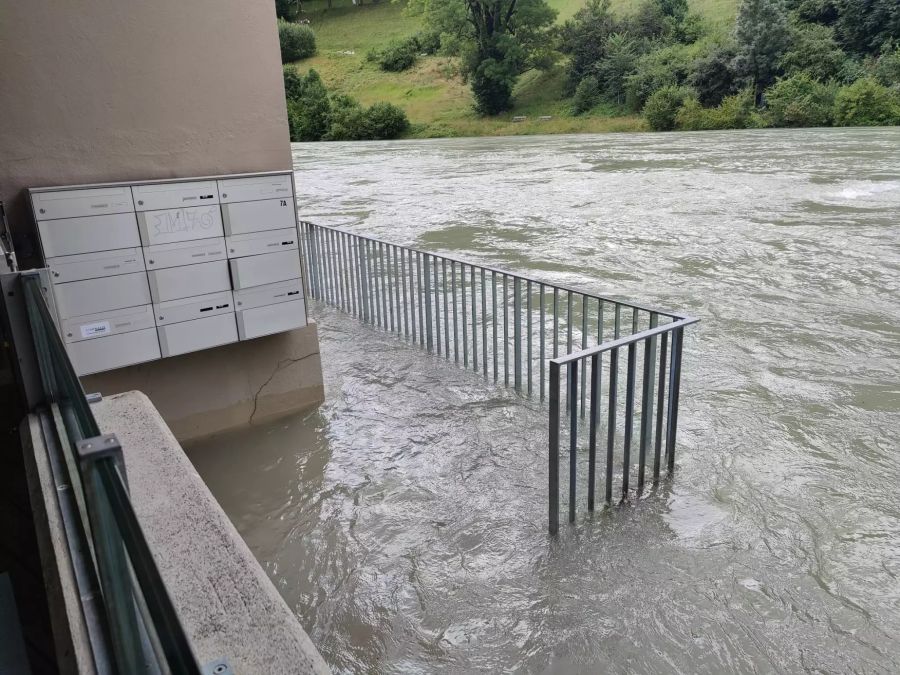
xmin=298 ymin=221 xmax=699 ymax=533
xmin=15 ymin=272 xmax=205 ymax=674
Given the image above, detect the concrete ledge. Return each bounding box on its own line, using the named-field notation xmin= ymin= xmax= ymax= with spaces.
xmin=91 ymin=390 xmax=330 ymax=674
xmin=82 ymin=323 xmax=324 ymax=443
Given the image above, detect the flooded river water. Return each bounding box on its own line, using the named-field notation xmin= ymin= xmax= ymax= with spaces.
xmin=187 ymin=128 xmax=900 ymax=673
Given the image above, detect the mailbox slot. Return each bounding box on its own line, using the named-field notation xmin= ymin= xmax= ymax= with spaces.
xmin=37 ymin=212 xmax=141 ymax=258
xmin=157 ymin=312 xmax=238 ymax=357
xmin=147 ymin=260 xmax=231 ymax=304
xmin=153 ymin=290 xmax=234 ymax=326
xmin=67 ymin=328 xmax=161 ymax=376
xmin=221 ymin=198 xmax=296 ymax=236
xmin=132 ymin=180 xmax=219 ymax=211
xmin=47 ymin=248 xmax=145 ymax=284
xmin=54 ymin=272 xmax=151 ymax=319
xmin=218 ymin=175 xmax=292 ymax=204
xmin=229 ymin=250 xmax=302 ymax=290
xmin=31 ymin=186 xmax=135 ymax=220
xmin=226 ymin=228 xmax=298 ymax=258
xmin=236 ymin=299 xmax=307 ymax=340
xmin=143 ymin=238 xmax=227 ymax=270
xmin=62 ymin=304 xmax=156 ymax=343
xmin=232 ymin=279 xmax=303 ymax=311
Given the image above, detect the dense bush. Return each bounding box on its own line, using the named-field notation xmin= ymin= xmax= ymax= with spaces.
xmin=278 ymin=20 xmax=316 ymax=62
xmin=674 ymin=89 xmax=755 ymax=130
xmin=282 ymin=65 xmax=304 ymax=101
xmin=286 ymin=70 xmax=331 ymax=141
xmin=369 ymin=39 xmax=419 ymax=72
xmin=412 ymin=30 xmax=442 ymax=55
xmin=764 ymin=73 xmax=835 ymax=126
xmin=571 ymin=75 xmax=602 ymax=114
xmin=625 ymin=43 xmax=697 ymax=111
xmin=833 ymin=77 xmax=900 ymax=126
xmin=361 ymin=102 xmax=412 ymax=139
xmin=643 ymin=85 xmax=693 ymax=130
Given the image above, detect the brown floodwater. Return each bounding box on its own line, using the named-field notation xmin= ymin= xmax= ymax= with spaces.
xmin=188 ymin=127 xmax=900 ymax=673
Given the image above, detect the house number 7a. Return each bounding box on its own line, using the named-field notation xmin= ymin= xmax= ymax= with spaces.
xmin=280 ymin=199 xmax=288 ymax=206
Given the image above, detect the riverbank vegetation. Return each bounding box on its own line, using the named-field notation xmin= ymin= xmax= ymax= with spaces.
xmin=276 ymin=0 xmax=900 ymax=138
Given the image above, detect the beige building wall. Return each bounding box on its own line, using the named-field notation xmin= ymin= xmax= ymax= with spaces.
xmin=0 ymin=0 xmax=324 ymax=438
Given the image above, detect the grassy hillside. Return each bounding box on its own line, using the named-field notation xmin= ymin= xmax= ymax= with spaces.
xmin=290 ymin=0 xmax=738 ymax=138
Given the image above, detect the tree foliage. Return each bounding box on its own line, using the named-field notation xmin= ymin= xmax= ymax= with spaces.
xmin=764 ymin=72 xmax=835 ymax=125
xmin=832 ymin=77 xmax=900 ymax=125
xmin=732 ymin=0 xmax=792 ymax=97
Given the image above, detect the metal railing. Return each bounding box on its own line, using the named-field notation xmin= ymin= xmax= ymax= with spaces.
xmin=299 ymin=222 xmax=699 ymax=533
xmin=11 ymin=271 xmax=205 ymax=673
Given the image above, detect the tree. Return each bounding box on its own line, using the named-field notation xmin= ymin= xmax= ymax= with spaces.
xmin=559 ymin=0 xmax=623 ymax=87
xmin=764 ymin=72 xmax=835 ymax=126
xmin=780 ymin=22 xmax=846 ymax=81
xmin=689 ymin=44 xmax=740 ymax=106
xmin=732 ymin=0 xmax=791 ymax=101
xmin=595 ymin=33 xmax=640 ymax=104
xmin=834 ymin=0 xmax=900 ymax=55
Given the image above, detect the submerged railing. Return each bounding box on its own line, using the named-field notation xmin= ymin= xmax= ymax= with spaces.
xmin=6 ymin=271 xmax=206 ymax=673
xmin=299 ymin=221 xmax=698 ymax=533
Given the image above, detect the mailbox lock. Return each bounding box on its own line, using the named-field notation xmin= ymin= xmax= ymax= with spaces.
xmin=39 ymin=208 xmax=45 ymax=214
xmin=221 ymin=193 xmax=227 ymax=198
xmin=138 ymin=200 xmax=144 ymax=206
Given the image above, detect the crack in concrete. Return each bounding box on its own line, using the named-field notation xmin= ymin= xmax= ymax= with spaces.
xmin=248 ymin=351 xmax=320 ymax=426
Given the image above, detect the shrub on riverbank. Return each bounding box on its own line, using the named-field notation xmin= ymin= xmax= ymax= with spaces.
xmin=283 ymin=67 xmax=410 ymax=141
xmin=278 ymin=20 xmax=316 ymax=62
xmin=764 ymin=73 xmax=835 ymax=127
xmin=832 ymin=78 xmax=900 ymax=126
xmin=644 ymin=85 xmax=693 ymax=130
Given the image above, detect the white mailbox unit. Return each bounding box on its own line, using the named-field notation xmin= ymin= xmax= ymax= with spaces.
xmin=29 ymin=171 xmax=307 ymax=376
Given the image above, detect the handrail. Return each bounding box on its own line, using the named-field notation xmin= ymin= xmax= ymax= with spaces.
xmin=550 ymin=316 xmax=699 ymax=365
xmin=300 ymin=221 xmax=686 ymax=321
xmin=18 ymin=272 xmax=203 ymax=674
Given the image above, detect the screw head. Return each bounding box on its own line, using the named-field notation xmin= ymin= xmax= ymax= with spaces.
xmin=138 ymin=200 xmax=144 ymax=205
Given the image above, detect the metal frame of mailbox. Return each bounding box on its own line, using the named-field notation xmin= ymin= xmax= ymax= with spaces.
xmin=27 ymin=170 xmax=309 ymax=375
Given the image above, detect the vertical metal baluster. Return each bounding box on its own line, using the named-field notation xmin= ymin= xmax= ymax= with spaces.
xmin=341 ymin=231 xmax=349 ymax=312
xmin=394 ymin=246 xmax=406 ymax=335
xmin=336 ymin=231 xmax=345 ymax=312
xmin=342 ymin=233 xmax=351 ymax=314
xmin=623 ymin=343 xmax=636 ymax=499
xmin=299 ymin=224 xmax=312 ymax=300
xmin=462 ymin=263 xmax=469 ymax=367
xmin=384 ymin=244 xmax=397 ymax=332
xmin=433 ymin=257 xmax=441 ymax=356
xmin=526 ymin=280 xmax=532 ymax=397
xmin=654 ymin=331 xmax=669 ymax=482
xmin=540 ymin=284 xmax=546 ymax=400
xmin=371 ymin=240 xmax=380 ymax=327
xmin=503 ymin=274 xmax=510 ymax=388
xmin=331 ymin=229 xmax=341 ymax=309
xmin=451 ymin=262 xmax=459 ymax=363
xmin=480 ymin=268 xmax=487 ymax=376
xmin=366 ymin=238 xmax=375 ymax=324
xmin=442 ymin=259 xmax=450 ymax=359
xmin=666 ymin=327 xmax=683 ymax=474
xmin=423 ymin=253 xmax=433 ymax=352
xmin=588 ymin=352 xmax=600 ymax=511
xmin=378 ymin=242 xmax=393 ymax=330
xmin=492 ymin=272 xmax=498 ymax=382
xmin=316 ymin=226 xmax=327 ymax=304
xmin=553 ymin=288 xmax=559 ymax=359
xmin=348 ymin=234 xmax=358 ymax=318
xmin=417 ymin=252 xmax=425 ymax=341
xmin=638 ymin=313 xmax=658 ymax=492
xmin=358 ymin=238 xmax=367 ymax=321
xmin=549 ymin=362 xmax=561 ymax=535
xmin=614 ymin=304 xmax=621 ymax=339
xmin=319 ymin=227 xmax=329 ymax=305
xmin=388 ymin=245 xmax=397 ymax=332
xmin=566 ymin=291 xmax=573 ymax=355
xmin=409 ymin=250 xmax=418 ymax=342
xmin=632 ymin=307 xmax=639 ymax=336
xmin=606 ymin=347 xmax=618 ymax=505
xmin=400 ymin=247 xmax=408 ymax=336
xmin=472 ymin=266 xmax=479 ymax=372
xmin=581 ymin=295 xmax=588 ymax=418
xmin=514 ymin=277 xmax=522 ymax=392
xmin=568 ymin=360 xmax=578 ymax=524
